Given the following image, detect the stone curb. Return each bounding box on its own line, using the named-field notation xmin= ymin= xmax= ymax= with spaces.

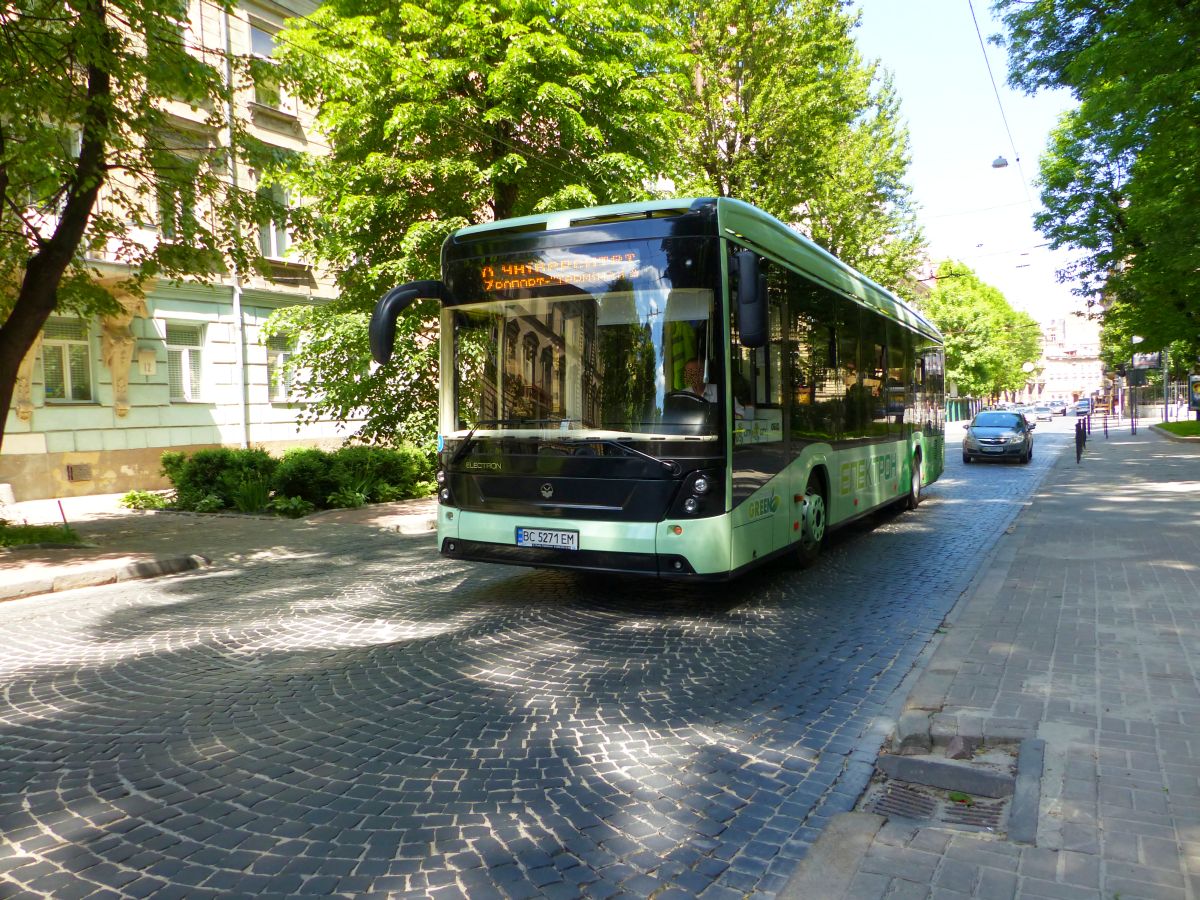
xmin=1150 ymin=423 xmax=1200 ymax=442
xmin=0 ymin=554 xmax=209 ymax=602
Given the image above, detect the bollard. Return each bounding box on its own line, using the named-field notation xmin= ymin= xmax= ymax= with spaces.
xmin=1103 ymin=415 xmax=1108 ymax=439
xmin=1075 ymin=419 xmax=1086 ymax=464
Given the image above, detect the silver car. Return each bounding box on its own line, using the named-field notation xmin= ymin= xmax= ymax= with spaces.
xmin=962 ymin=410 xmax=1035 ymax=464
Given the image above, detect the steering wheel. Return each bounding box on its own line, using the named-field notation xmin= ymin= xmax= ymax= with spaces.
xmin=664 ymin=390 xmax=707 ymax=406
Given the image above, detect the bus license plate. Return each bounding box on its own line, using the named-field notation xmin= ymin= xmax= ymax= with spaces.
xmin=515 ymin=527 xmax=579 ymax=550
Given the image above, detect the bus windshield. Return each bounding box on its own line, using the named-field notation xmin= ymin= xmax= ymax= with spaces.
xmin=447 ymin=237 xmax=722 ymax=440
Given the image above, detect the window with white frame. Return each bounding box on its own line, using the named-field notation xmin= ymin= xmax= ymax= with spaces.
xmin=258 ymin=183 xmax=290 ymax=258
xmin=166 ymin=323 xmax=204 ymax=401
xmin=265 ymin=332 xmax=295 ymax=400
xmin=250 ymin=25 xmax=294 ymax=114
xmin=42 ymin=318 xmax=93 ymax=402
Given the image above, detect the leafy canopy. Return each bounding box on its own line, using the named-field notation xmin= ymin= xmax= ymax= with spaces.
xmin=995 ymin=0 xmax=1200 ymax=356
xmin=919 ymin=261 xmax=1042 ymax=399
xmin=0 ymin=0 xmax=285 ymax=452
xmin=674 ymin=0 xmax=924 ymax=298
xmin=264 ymin=0 xmax=685 ymax=447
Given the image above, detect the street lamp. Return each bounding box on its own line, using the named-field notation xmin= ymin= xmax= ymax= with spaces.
xmin=991 ymin=155 xmax=1009 ymax=169
xmin=1131 ymin=335 xmax=1145 ymax=434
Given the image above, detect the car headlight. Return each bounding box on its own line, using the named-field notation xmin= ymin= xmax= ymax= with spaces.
xmin=1007 ymin=434 xmax=1024 ymax=444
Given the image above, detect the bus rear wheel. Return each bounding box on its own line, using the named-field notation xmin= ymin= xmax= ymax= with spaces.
xmin=795 ymin=477 xmax=827 ymax=568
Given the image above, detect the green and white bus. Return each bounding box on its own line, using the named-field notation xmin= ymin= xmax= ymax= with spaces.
xmin=371 ymin=198 xmax=944 ymax=580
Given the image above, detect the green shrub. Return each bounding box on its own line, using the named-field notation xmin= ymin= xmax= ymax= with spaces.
xmin=160 ymin=451 xmax=187 ymax=486
xmin=326 ymin=487 xmax=367 ymax=509
xmin=330 ymin=444 xmax=434 ymax=501
xmin=373 ymin=483 xmax=404 ymax=503
xmin=232 ymin=474 xmax=271 ymax=513
xmin=272 ymin=448 xmax=335 ymax=507
xmin=161 ymin=447 xmax=277 ymax=510
xmin=193 ymin=492 xmax=226 ymax=513
xmin=268 ymin=495 xmax=315 ymax=518
xmin=120 ymin=490 xmax=168 ymax=510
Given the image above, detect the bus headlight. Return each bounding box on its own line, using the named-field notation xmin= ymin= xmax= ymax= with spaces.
xmin=436 ymin=470 xmax=446 ymax=484
xmin=683 ymin=497 xmax=699 ymax=514
xmin=693 ymin=475 xmax=710 ymax=494
xmin=439 ymin=488 xmax=452 ymax=503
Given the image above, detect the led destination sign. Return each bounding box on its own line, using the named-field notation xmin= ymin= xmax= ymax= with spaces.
xmin=479 ymin=252 xmax=643 ymax=295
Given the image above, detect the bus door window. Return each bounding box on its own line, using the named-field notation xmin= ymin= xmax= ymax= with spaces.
xmin=730 ymin=256 xmax=786 ymax=503
xmin=887 ymin=321 xmax=911 ymax=436
xmin=837 ymin=304 xmax=869 ymax=440
xmin=785 ymin=271 xmax=837 ymax=443
xmin=862 ymin=312 xmax=889 ymax=437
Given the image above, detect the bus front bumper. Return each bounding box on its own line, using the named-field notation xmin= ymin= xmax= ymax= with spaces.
xmin=437 ymin=507 xmax=732 ymax=579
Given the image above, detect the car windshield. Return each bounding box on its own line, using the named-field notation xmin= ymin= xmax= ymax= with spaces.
xmin=973 ymin=412 xmax=1022 ymax=428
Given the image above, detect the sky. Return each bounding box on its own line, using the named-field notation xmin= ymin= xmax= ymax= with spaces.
xmin=852 ymin=0 xmax=1092 ymax=332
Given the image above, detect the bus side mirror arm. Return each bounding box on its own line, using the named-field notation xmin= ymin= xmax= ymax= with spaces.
xmin=369 ymin=280 xmax=450 ymax=365
xmin=735 ymin=250 xmax=767 ymax=348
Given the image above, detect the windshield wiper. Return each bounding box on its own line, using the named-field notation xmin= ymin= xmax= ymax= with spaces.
xmin=559 ymin=437 xmax=680 ymax=475
xmin=449 ymin=418 xmax=567 ymax=464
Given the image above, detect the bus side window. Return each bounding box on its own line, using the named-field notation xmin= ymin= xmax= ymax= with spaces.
xmin=785 ymin=271 xmax=837 ymax=441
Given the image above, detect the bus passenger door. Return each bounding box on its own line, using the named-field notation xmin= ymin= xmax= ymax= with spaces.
xmin=730 ymin=258 xmax=789 ymax=568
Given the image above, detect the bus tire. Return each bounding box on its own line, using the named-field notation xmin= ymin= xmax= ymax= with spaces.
xmin=906 ymin=453 xmax=922 ymax=510
xmin=795 ymin=475 xmax=827 ymax=568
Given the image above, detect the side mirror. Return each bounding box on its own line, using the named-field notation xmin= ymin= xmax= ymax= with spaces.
xmin=369 ymin=280 xmax=450 ymax=364
xmin=962 ymin=423 xmax=970 ymax=430
xmin=735 ymin=250 xmax=767 ymax=348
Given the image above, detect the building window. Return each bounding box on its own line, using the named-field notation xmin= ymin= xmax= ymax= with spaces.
xmin=42 ymin=318 xmax=93 ymax=402
xmin=154 ymin=150 xmax=200 ymax=240
xmin=166 ymin=323 xmax=204 ymax=401
xmin=257 ymin=184 xmax=290 ymax=258
xmin=265 ymin=332 xmax=294 ymax=400
xmin=251 ymin=25 xmax=294 ymax=114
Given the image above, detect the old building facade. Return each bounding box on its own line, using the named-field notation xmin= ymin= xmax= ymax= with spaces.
xmin=2 ymin=0 xmax=359 ymax=501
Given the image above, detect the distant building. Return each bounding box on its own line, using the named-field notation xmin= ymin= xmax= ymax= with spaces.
xmin=1022 ymin=317 xmax=1104 ymax=404
xmin=2 ymin=0 xmax=359 ymax=501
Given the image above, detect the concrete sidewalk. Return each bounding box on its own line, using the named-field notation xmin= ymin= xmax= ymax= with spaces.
xmin=784 ymin=426 xmax=1200 ymax=898
xmin=0 ymin=492 xmax=437 ymax=602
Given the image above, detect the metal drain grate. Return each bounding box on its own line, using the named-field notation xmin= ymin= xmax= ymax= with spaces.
xmin=942 ymin=797 xmax=1006 ymax=829
xmin=871 ymin=783 xmax=938 ymax=820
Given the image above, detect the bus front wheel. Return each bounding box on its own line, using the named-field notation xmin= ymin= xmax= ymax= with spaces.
xmin=795 ymin=477 xmax=827 ymax=568
xmin=906 ymin=453 xmax=923 ymax=510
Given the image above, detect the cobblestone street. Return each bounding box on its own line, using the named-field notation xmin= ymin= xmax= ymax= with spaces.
xmin=0 ymin=433 xmax=1071 ymax=899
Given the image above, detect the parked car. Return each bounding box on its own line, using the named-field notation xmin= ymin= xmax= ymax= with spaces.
xmin=1073 ymin=398 xmax=1092 ymax=416
xmin=1047 ymin=400 xmax=1068 ymax=416
xmin=1033 ymin=405 xmax=1054 ymax=421
xmin=962 ymin=410 xmax=1036 ymax=464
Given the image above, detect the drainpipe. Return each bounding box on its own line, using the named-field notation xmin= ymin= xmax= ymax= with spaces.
xmin=223 ymin=7 xmax=250 ymax=448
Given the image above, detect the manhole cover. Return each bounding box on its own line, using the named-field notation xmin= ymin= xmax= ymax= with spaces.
xmin=942 ymin=797 xmax=1006 ymax=829
xmin=865 ymin=779 xmax=1010 ymax=834
xmin=871 ymin=783 xmax=937 ymax=820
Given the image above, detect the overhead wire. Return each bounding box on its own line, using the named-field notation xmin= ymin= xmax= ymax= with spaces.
xmin=966 ymin=0 xmax=1034 ymax=209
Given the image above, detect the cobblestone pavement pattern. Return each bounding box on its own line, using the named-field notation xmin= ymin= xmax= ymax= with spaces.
xmin=0 ymin=432 xmax=1071 ymax=899
xmin=807 ymin=427 xmax=1200 ymax=900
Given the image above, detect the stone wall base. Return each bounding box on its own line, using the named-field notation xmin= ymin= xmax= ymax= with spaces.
xmin=0 ymin=439 xmax=347 ymax=501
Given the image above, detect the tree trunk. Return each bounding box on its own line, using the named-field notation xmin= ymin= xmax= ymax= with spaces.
xmin=0 ymin=0 xmax=111 ymax=457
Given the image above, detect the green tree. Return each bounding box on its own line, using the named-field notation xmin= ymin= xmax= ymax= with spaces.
xmin=995 ymin=0 xmax=1200 ymax=351
xmin=263 ymin=0 xmax=684 ymax=448
xmin=0 ymin=0 xmax=279 ymax=454
xmin=673 ymin=0 xmax=925 ymax=296
xmin=919 ymin=262 xmax=1042 ymax=400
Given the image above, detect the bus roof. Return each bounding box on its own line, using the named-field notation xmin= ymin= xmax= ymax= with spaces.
xmin=453 ymin=197 xmax=942 ymax=343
